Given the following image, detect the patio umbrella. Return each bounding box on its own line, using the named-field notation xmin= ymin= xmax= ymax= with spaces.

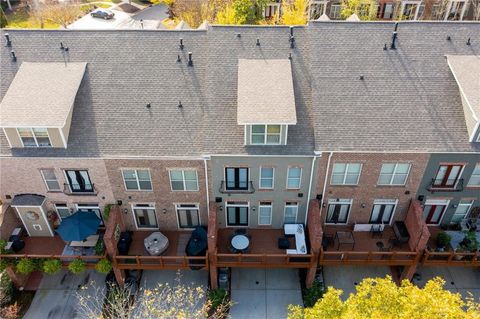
xmin=56 ymin=210 xmax=101 ymax=242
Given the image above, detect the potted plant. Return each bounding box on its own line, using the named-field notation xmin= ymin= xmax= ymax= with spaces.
xmin=16 ymin=258 xmax=36 ymax=275
xmin=42 ymin=259 xmax=63 ymax=275
xmin=68 ymin=259 xmax=86 ymax=274
xmin=455 ymin=231 xmax=479 ymax=261
xmin=436 ymin=231 xmax=451 ymax=251
xmin=95 ymin=259 xmax=112 ymax=274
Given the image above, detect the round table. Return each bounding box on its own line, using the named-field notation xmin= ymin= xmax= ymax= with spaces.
xmin=231 ymin=234 xmax=249 ymax=251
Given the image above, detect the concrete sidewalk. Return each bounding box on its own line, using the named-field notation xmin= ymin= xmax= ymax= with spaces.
xmin=23 ymin=269 xmax=106 ymax=319
xmin=229 ymin=268 xmax=303 ymax=319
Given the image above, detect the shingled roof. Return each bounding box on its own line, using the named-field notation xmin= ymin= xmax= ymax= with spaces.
xmin=1 ymin=22 xmax=479 ymax=158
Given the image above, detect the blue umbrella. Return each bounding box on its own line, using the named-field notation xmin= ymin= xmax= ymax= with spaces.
xmin=56 ymin=210 xmax=101 ymax=241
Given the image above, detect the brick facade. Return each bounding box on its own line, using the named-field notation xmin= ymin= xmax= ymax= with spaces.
xmin=103 ymin=159 xmax=208 ymax=231
xmin=316 ymin=152 xmax=430 ymax=225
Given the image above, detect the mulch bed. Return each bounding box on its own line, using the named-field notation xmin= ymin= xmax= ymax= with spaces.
xmin=116 ymin=3 xmax=140 ymax=13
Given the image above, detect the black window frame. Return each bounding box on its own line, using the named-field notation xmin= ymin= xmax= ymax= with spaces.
xmin=226 ymin=206 xmax=249 ymax=226
xmin=65 ymin=170 xmax=93 ymax=193
xmin=225 ymin=167 xmax=249 ymax=191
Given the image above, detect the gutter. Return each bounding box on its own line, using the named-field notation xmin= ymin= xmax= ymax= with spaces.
xmin=319 ymin=152 xmax=333 ymax=220
xmin=305 ymin=151 xmax=321 ymax=225
xmin=203 ymin=155 xmax=211 ymax=217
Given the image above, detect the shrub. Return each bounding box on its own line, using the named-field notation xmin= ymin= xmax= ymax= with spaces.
xmin=94 ymin=240 xmax=105 ymax=256
xmin=459 ymin=231 xmax=479 ymax=252
xmin=436 ymin=231 xmax=451 ymax=248
xmin=0 ymin=274 xmax=14 ymax=306
xmin=208 ymin=288 xmax=228 ymax=312
xmin=303 ymin=281 xmax=324 ymax=308
xmin=16 ymin=258 xmax=36 ymax=275
xmin=95 ymin=259 xmax=112 ymax=274
xmin=0 ymin=302 xmax=20 ymax=319
xmin=68 ymin=259 xmax=86 ymax=274
xmin=103 ymin=204 xmax=112 ymax=222
xmin=0 ymin=239 xmax=7 ymax=254
xmin=42 ymin=259 xmax=63 ymax=275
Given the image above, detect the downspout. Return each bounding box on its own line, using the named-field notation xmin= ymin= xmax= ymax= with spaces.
xmin=319 ymin=152 xmax=333 ymax=220
xmin=203 ymin=155 xmax=211 ymax=217
xmin=305 ymin=151 xmax=321 ymax=225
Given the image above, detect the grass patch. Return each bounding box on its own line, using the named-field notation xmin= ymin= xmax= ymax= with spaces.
xmin=5 ymin=7 xmax=60 ymax=28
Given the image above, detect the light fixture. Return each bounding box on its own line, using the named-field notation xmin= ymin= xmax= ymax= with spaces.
xmin=117 ymin=200 xmax=123 ymax=206
xmin=123 ymin=208 xmax=128 ymax=214
xmin=252 ymin=206 xmax=256 ymax=212
xmin=361 ymin=203 xmax=366 ymax=208
xmin=163 ymin=208 xmax=167 ymax=214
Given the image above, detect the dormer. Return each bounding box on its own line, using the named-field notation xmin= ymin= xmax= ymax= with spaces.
xmin=237 ymin=59 xmax=297 ymax=146
xmin=0 ymin=62 xmax=87 ymax=148
xmin=446 ymin=56 xmax=480 ymax=143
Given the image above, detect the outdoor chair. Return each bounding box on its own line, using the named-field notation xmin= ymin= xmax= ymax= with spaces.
xmin=278 ymin=237 xmax=290 ymax=249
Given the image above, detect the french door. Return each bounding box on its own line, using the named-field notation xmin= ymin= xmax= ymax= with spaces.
xmin=433 ymin=165 xmax=463 ymax=188
xmin=226 ymin=202 xmax=248 ymax=226
xmin=423 ymin=201 xmax=448 ymax=224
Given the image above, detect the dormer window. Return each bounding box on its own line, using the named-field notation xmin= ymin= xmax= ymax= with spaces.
xmin=251 ymin=125 xmax=281 ymax=145
xmin=17 ymin=128 xmax=52 ymax=147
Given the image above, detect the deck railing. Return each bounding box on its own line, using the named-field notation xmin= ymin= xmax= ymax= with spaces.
xmin=319 ymin=250 xmax=420 ymax=266
xmin=113 ymin=254 xmax=208 ymax=270
xmin=215 ymin=250 xmax=315 ymax=268
xmin=422 ymin=249 xmax=480 ymax=266
xmin=0 ymin=253 xmax=106 ymax=268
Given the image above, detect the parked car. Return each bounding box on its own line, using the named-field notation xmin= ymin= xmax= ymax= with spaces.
xmin=91 ymin=9 xmax=115 ymax=20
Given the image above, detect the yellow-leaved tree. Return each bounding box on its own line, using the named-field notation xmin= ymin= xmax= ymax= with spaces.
xmin=280 ymin=0 xmax=308 ymax=25
xmin=340 ymin=0 xmax=377 ymax=20
xmin=288 ymin=276 xmax=480 ymax=319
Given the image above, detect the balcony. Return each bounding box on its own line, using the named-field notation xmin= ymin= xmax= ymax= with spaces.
xmin=218 ymin=181 xmax=255 ymax=194
xmin=427 ymin=178 xmax=464 ymax=192
xmin=63 ymin=183 xmax=97 ymax=195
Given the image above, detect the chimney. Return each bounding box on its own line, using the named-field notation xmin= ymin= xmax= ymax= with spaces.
xmin=5 ymin=33 xmax=11 ymax=47
xmin=256 ymin=38 xmax=260 ymax=46
xmin=187 ymin=52 xmax=193 ymax=66
xmin=467 ymin=38 xmax=471 ymax=45
xmin=11 ymin=51 xmax=17 ymax=62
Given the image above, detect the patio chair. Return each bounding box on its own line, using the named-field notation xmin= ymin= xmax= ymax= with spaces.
xmin=234 ymin=228 xmax=247 ymax=236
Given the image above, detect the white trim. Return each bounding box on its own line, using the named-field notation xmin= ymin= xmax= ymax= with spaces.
xmin=325 ymin=199 xmax=353 ymax=225
xmin=471 ymin=122 xmax=480 ymax=143
xmin=377 ymin=163 xmax=412 ymax=186
xmin=400 ymin=0 xmax=421 ymax=20
xmin=225 ymin=201 xmax=250 ymax=227
xmin=320 ymin=152 xmax=333 ymax=220
xmin=283 ymin=202 xmax=299 ymax=224
xmin=40 ymin=205 xmax=54 ymax=236
xmin=54 ymin=203 xmax=71 ymax=221
xmin=16 ymin=127 xmax=53 ymax=148
xmin=258 ymin=201 xmax=273 ymax=226
xmin=250 ymin=124 xmax=282 ymax=145
xmin=58 ymin=128 xmax=68 ymax=149
xmin=467 ymin=163 xmax=480 ymax=186
xmin=305 ymin=154 xmax=318 ymax=225
xmin=444 ymin=0 xmax=468 ymax=20
xmin=203 ymin=157 xmax=210 ymax=217
xmin=370 ymin=199 xmax=398 ymax=225
xmin=121 ymin=168 xmax=153 ymax=191
xmin=330 ymin=163 xmax=363 ymax=185
xmin=284 ymin=125 xmax=289 ymax=144
xmin=451 ymin=200 xmax=474 ymax=223
xmin=40 ymin=168 xmax=61 ymax=191
xmin=259 ymin=166 xmax=275 ymax=189
xmin=168 ymin=169 xmax=199 ymax=191
xmin=14 ymin=206 xmax=32 ymax=236
xmin=175 ymin=203 xmax=201 ymax=229
xmin=2 ymin=128 xmax=13 ymax=148
xmin=286 ymin=166 xmax=302 ymax=189
xmin=131 ymin=203 xmax=159 ymax=230
xmin=423 ymin=199 xmax=451 ymax=225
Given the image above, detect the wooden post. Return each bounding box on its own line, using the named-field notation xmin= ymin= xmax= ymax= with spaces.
xmin=305 ymin=200 xmax=322 ymax=288
xmin=208 ymin=202 xmax=219 ymax=289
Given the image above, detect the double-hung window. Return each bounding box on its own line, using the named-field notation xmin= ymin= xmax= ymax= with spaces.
xmin=122 ymin=169 xmax=152 ymax=191
xmin=369 ymin=199 xmax=397 ymax=224
xmin=132 ymin=203 xmax=158 ymax=229
xmin=468 ymin=164 xmax=480 ymax=186
xmin=259 ymin=167 xmax=274 ymax=189
xmin=258 ymin=202 xmax=273 ymax=225
xmin=65 ymin=170 xmax=94 ymax=193
xmin=226 ymin=201 xmax=249 ymax=226
xmin=378 ymin=163 xmax=411 ymax=185
xmin=17 ymin=128 xmax=52 ymax=147
xmin=331 ymin=163 xmax=362 ymax=185
xmin=251 ymin=125 xmax=281 ymax=145
xmin=326 ymin=199 xmax=352 ymax=224
xmin=41 ymin=169 xmax=61 ymax=191
xmin=432 ymin=164 xmax=463 ymax=188
xmin=451 ymin=200 xmax=474 ymax=224
xmin=176 ymin=204 xmax=200 ymax=229
xmin=55 ymin=203 xmax=71 ymax=220
xmin=284 ymin=202 xmax=298 ymax=224
xmin=286 ymin=167 xmax=302 ymax=189
xmin=225 ymin=167 xmax=249 ymax=190
xmin=169 ymin=170 xmax=198 ymax=191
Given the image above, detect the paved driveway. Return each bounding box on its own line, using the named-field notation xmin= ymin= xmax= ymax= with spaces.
xmin=131 ymin=4 xmax=168 ymax=21
xmin=23 ymin=270 xmax=106 ymax=319
xmin=229 ymin=268 xmax=303 ymax=319
xmin=68 ymin=8 xmax=133 ymax=29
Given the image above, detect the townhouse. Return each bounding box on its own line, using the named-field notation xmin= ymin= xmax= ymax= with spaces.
xmin=0 ymin=22 xmax=479 ymax=289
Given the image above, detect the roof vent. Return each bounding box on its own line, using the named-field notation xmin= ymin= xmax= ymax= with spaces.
xmin=256 ymin=38 xmax=260 ymax=46
xmin=390 ymin=23 xmax=398 ymax=50
xmin=178 ymin=101 xmax=183 ymax=108
xmin=383 ymin=43 xmax=387 ymax=50
xmin=140 ymin=19 xmax=144 ymax=29
xmin=187 ymin=52 xmax=193 ymax=66
xmin=288 ymin=53 xmax=292 ymax=60
xmin=467 ymin=38 xmax=471 ymax=45
xmin=446 ymin=35 xmax=451 ymax=41
xmin=10 ymin=51 xmax=16 ymax=62
xmin=179 ymin=38 xmax=184 ymax=50
xmin=60 ymin=42 xmax=69 ymax=52
xmin=236 ymin=33 xmax=241 ymax=38
xmin=4 ymin=33 xmax=11 ymax=47
xmin=359 ymin=75 xmax=364 ymax=80
xmin=176 ymin=54 xmax=181 ymax=63
xmin=146 ymin=103 xmax=151 ymax=109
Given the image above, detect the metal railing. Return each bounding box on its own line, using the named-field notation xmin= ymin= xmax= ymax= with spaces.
xmin=63 ymin=183 xmax=96 ymax=195
xmin=113 ymin=254 xmax=208 ymax=270
xmin=422 ymin=248 xmax=480 ymax=266
xmin=427 ymin=179 xmax=464 ymax=192
xmin=219 ymin=181 xmax=255 ymax=194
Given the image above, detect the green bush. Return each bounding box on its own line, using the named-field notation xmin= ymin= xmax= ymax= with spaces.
xmin=0 ymin=239 xmax=7 ymax=253
xmin=42 ymin=259 xmax=63 ymax=275
xmin=95 ymin=259 xmax=112 ymax=274
xmin=68 ymin=259 xmax=86 ymax=274
xmin=436 ymin=231 xmax=451 ymax=248
xmin=208 ymin=288 xmax=228 ymax=312
xmin=16 ymin=258 xmax=36 ymax=275
xmin=303 ymin=281 xmax=324 ymax=308
xmin=0 ymin=273 xmax=14 ymax=306
xmin=94 ymin=240 xmax=105 ymax=256
xmin=103 ymin=204 xmax=112 ymax=222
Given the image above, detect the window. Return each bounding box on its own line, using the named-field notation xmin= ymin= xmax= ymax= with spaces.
xmin=225 ymin=167 xmax=249 ymax=190
xmin=369 ymin=199 xmax=397 ymax=224
xmin=284 ymin=202 xmax=298 ymax=224
xmin=331 ymin=163 xmax=362 ymax=185
xmin=76 ymin=203 xmax=103 ymax=225
xmin=259 ymin=167 xmax=274 ymax=189
xmin=309 ymin=1 xmax=327 ymax=19
xmin=41 ymin=169 xmax=60 ymax=191
xmin=132 ymin=203 xmax=158 ymax=228
xmin=17 ymin=128 xmax=51 ymax=147
xmin=226 ymin=201 xmax=249 ymax=226
xmin=431 ymin=4 xmax=440 ymax=18
xmin=446 ymin=0 xmax=466 ymax=20
xmin=169 ymin=170 xmax=198 ymax=191
xmin=55 ymin=203 xmax=71 ymax=220
xmin=176 ymin=204 xmax=200 ymax=229
xmin=433 ymin=164 xmax=463 ymax=188
xmin=251 ymin=125 xmax=281 ymax=145
xmin=451 ymin=200 xmax=474 ymax=224
xmin=330 ymin=4 xmax=341 ymax=18
xmin=382 ymin=3 xmax=394 ymax=18
xmin=65 ymin=170 xmax=94 ymax=193
xmin=468 ymin=164 xmax=480 ymax=186
xmin=423 ymin=200 xmax=449 ymax=225
xmin=378 ymin=163 xmax=411 ymax=185
xmin=263 ymin=3 xmax=280 ymax=18
xmin=401 ymin=1 xmax=420 ymax=19
xmin=287 ymin=167 xmax=302 ymax=189
xmin=326 ymin=199 xmax=352 ymax=224
xmin=122 ymin=169 xmax=152 ymax=191
xmin=258 ymin=202 xmax=272 ymax=225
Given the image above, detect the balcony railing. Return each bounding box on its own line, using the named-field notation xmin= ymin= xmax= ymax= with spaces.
xmin=219 ymin=181 xmax=255 ymax=194
xmin=113 ymin=254 xmax=208 ymax=270
xmin=215 ymin=250 xmax=315 ymax=268
xmin=427 ymin=179 xmax=464 ymax=192
xmin=63 ymin=183 xmax=96 ymax=195
xmin=422 ymin=248 xmax=480 ymax=266
xmin=319 ymin=250 xmax=420 ymax=266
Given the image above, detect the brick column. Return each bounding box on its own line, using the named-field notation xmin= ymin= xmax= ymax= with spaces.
xmin=207 ymin=202 xmax=218 ymax=289
xmin=306 ymin=199 xmax=323 ymax=288
xmin=104 ymin=205 xmax=126 ymax=286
